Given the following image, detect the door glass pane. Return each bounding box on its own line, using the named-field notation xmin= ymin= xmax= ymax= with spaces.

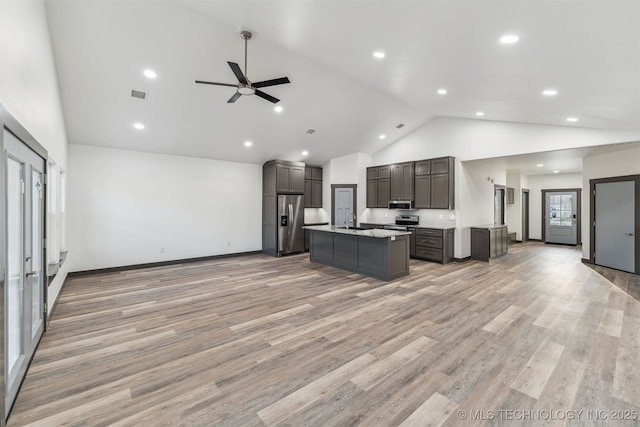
xmin=6 ymin=157 xmax=24 ymax=376
xmin=31 ymin=170 xmax=44 ymax=337
xmin=549 ymin=194 xmax=573 ymax=226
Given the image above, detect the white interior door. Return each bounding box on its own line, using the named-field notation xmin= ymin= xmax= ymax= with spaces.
xmin=334 ymin=187 xmax=354 ymax=227
xmin=595 ymin=181 xmax=635 ymax=273
xmin=545 ymin=191 xmax=578 ymax=245
xmin=4 ymin=129 xmax=45 ymax=416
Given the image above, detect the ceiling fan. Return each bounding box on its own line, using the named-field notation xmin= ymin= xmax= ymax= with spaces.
xmin=195 ymin=30 xmax=290 ymax=104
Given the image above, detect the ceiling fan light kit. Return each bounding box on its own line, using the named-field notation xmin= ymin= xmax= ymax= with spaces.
xmin=195 ymin=30 xmax=290 ymax=104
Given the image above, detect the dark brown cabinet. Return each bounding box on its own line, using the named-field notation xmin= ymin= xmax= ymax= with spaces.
xmin=470 ymin=225 xmax=508 ymax=261
xmin=414 ymin=157 xmax=455 ymax=209
xmin=390 ymin=162 xmax=415 ymax=201
xmin=304 ymin=166 xmax=323 ymax=208
xmin=413 ymin=227 xmax=455 ymax=264
xmin=276 ymin=163 xmax=305 ymax=194
xmin=366 ymin=166 xmax=391 ymax=208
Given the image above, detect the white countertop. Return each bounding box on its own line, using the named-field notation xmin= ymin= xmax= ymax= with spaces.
xmin=304 ymin=225 xmax=411 ymax=238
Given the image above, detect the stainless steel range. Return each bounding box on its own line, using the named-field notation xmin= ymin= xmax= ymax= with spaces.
xmin=384 ymin=214 xmax=419 ymax=231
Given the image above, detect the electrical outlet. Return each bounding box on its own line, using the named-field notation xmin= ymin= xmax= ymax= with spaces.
xmin=384 ymin=212 xmax=388 ymax=217
xmin=160 ymin=247 xmax=165 ymax=253
xmin=227 ymin=241 xmax=231 ymax=247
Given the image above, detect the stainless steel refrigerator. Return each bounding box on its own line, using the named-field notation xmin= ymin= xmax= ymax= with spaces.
xmin=277 ymin=194 xmax=304 ymax=255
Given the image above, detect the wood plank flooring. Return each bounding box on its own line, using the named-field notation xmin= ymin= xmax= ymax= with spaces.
xmin=8 ymin=242 xmax=640 ymax=426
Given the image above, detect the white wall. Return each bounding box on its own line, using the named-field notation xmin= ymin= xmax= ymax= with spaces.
xmin=582 ymin=143 xmax=640 ymax=259
xmin=0 ymin=0 xmax=69 ymax=310
xmin=373 ymin=116 xmax=640 ymax=164
xmin=67 ymin=144 xmax=262 ymax=271
xmin=506 ymin=172 xmax=522 ymax=239
xmin=525 ymin=173 xmax=583 ymax=240
xmin=457 ymin=160 xmax=507 ymax=257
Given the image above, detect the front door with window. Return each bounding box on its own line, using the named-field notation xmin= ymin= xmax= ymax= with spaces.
xmin=545 ymin=191 xmax=578 ymax=245
xmin=4 ymin=129 xmax=46 ymax=417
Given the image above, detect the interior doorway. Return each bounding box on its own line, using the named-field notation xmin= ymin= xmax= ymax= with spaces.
xmin=331 ymin=184 xmax=357 ymax=227
xmin=542 ymin=189 xmax=581 ymax=245
xmin=522 ymin=189 xmax=530 ymax=241
xmin=591 ymin=175 xmax=639 ymax=274
xmin=1 ymin=118 xmax=48 ymax=420
xmin=494 ymin=185 xmax=505 ymax=225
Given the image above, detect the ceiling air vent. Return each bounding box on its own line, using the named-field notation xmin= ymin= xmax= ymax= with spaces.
xmin=306 ymin=129 xmax=316 ymax=134
xmin=131 ymin=89 xmax=146 ymax=100
xmin=396 ymin=123 xmax=405 ymax=129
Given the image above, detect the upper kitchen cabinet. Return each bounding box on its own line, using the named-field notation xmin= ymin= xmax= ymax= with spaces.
xmin=366 ymin=166 xmax=391 ymax=208
xmin=304 ymin=166 xmax=323 ymax=208
xmin=414 ymin=157 xmax=455 ymax=209
xmin=390 ymin=162 xmax=415 ymax=201
xmin=275 ymin=162 xmax=305 ymax=194
xmin=264 ymin=160 xmax=306 ymax=195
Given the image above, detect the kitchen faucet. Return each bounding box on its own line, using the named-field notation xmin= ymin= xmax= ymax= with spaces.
xmin=345 ymin=212 xmax=357 ymax=229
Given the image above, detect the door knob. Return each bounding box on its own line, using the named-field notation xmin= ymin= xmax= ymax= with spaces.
xmin=625 ymin=232 xmax=635 ymax=236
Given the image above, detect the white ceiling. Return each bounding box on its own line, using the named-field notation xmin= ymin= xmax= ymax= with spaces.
xmin=45 ymin=0 xmax=640 ymax=167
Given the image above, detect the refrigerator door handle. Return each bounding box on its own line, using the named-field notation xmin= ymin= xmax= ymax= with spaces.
xmin=288 ymin=204 xmax=293 ymax=236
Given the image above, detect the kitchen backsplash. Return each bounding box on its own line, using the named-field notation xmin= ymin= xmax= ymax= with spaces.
xmin=362 ymin=208 xmax=456 ymax=226
xmin=304 ymin=208 xmax=329 ymax=224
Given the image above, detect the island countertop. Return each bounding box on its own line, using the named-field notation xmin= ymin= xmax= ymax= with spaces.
xmin=304 ymin=225 xmax=411 ymax=238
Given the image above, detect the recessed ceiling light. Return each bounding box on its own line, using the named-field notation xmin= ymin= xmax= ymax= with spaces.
xmin=133 ymin=123 xmax=145 ymax=130
xmin=475 ymin=111 xmax=485 ymax=117
xmin=144 ymin=69 xmax=157 ymax=79
xmin=244 ymin=141 xmax=252 ymax=147
xmin=437 ymin=88 xmax=447 ymax=95
xmin=379 ymin=134 xmax=386 ymax=140
xmin=274 ymin=105 xmax=283 ymax=113
xmin=566 ymin=117 xmax=579 ymax=122
xmin=553 ymin=170 xmax=560 ymax=174
xmin=536 ymin=163 xmax=544 ymax=167
xmin=373 ymin=51 xmax=385 ymax=59
xmin=301 ymin=150 xmax=309 ymax=156
xmin=500 ymin=34 xmax=519 ymax=44
xmin=542 ymin=89 xmax=558 ymax=96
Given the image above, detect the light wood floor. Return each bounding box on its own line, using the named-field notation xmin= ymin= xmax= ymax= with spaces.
xmin=9 ymin=242 xmax=640 ymax=426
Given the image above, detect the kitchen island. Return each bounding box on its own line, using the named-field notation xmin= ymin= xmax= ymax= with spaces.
xmin=304 ymin=225 xmax=411 ymax=281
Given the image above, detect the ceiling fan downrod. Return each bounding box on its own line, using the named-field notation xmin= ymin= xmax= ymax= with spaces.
xmin=241 ymin=30 xmax=252 ymax=81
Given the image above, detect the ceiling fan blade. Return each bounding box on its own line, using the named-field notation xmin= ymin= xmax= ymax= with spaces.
xmin=227 ymin=92 xmax=242 ymax=103
xmin=255 ymin=90 xmax=280 ymax=104
xmin=195 ymin=80 xmax=238 ymax=88
xmin=252 ymin=77 xmax=291 ymax=88
xmin=228 ymin=62 xmax=247 ymax=85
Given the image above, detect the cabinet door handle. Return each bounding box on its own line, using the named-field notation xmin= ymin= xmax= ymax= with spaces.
xmin=26 ymin=271 xmax=38 ymax=277
xmin=625 ymin=232 xmax=634 ymax=236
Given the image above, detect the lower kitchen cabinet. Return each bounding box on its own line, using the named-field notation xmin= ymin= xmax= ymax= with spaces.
xmin=470 ymin=225 xmax=508 ymax=261
xmin=304 ymin=222 xmax=329 ymax=251
xmin=412 ymin=227 xmax=455 ymax=264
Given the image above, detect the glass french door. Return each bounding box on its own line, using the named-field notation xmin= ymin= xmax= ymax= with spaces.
xmin=4 ymin=129 xmax=45 ymax=416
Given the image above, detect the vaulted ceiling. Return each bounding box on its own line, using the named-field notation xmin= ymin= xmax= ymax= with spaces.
xmin=45 ymin=0 xmax=640 ymax=166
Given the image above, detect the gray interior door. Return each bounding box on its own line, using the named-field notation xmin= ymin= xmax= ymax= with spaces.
xmin=595 ymin=181 xmax=635 ymax=273
xmin=545 ymin=191 xmax=578 ymax=245
xmin=4 ymin=129 xmax=46 ymax=417
xmin=334 ymin=187 xmax=354 ymax=227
